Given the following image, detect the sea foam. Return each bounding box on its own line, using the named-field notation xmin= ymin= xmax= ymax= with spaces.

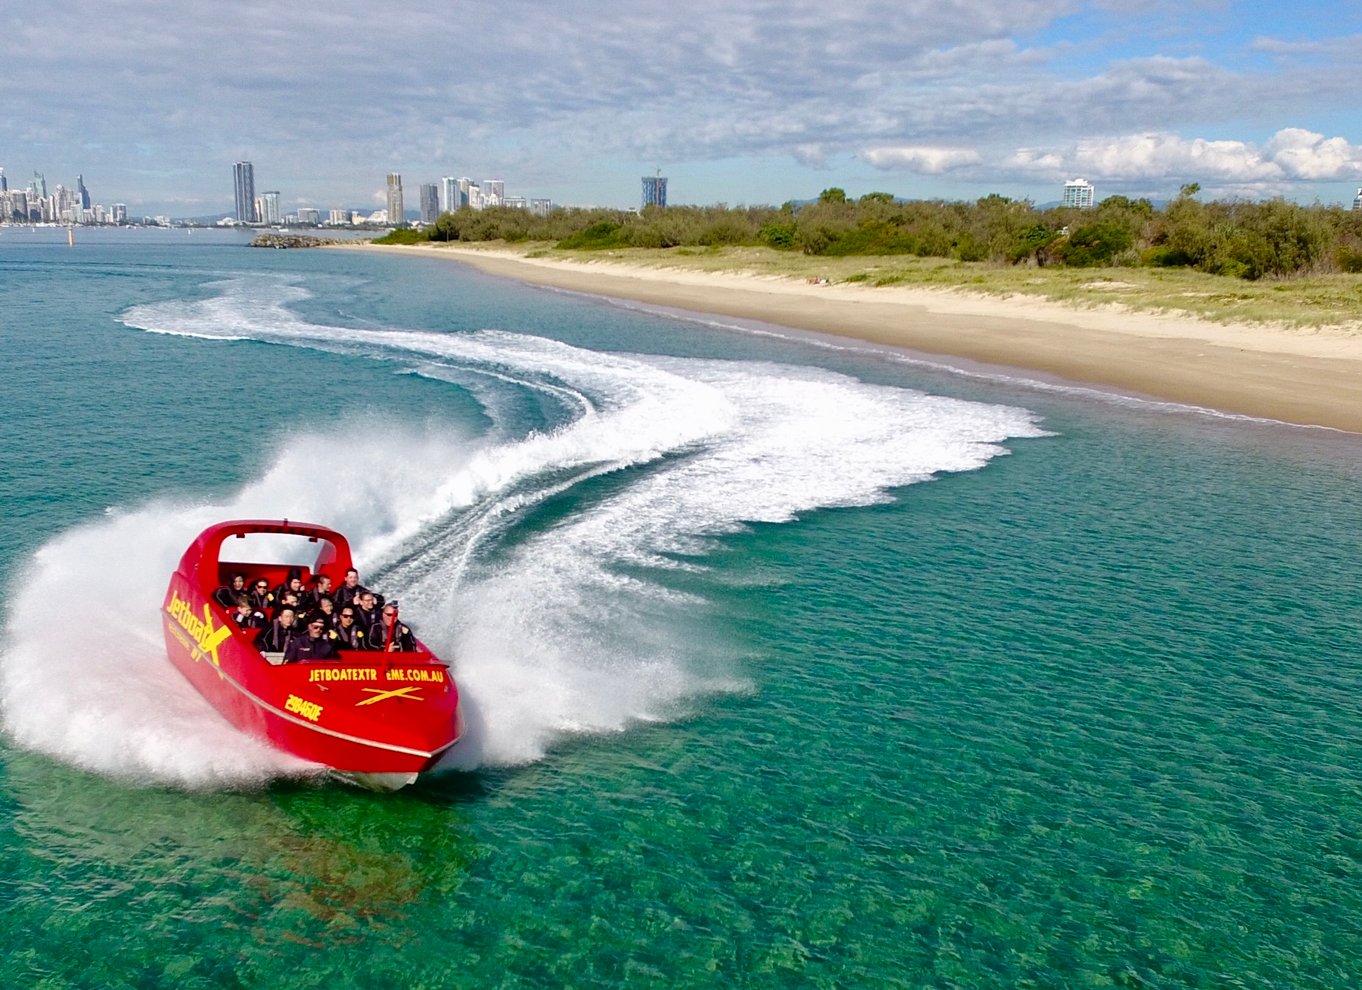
xmin=0 ymin=276 xmax=1046 ymax=787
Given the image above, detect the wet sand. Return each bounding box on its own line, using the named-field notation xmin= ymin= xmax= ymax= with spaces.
xmin=342 ymin=243 xmax=1362 ymax=433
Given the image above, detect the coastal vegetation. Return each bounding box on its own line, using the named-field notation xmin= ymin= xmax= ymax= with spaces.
xmin=379 ymin=186 xmax=1362 ymax=283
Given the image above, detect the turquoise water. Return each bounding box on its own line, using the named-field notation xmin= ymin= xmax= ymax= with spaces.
xmin=3 ymin=228 xmax=1362 ymax=987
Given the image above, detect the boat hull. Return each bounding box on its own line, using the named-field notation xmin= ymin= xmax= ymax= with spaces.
xmin=163 ymin=520 xmax=462 ymax=783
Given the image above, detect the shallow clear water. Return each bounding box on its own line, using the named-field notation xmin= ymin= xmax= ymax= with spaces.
xmin=3 ymin=228 xmax=1361 ymax=987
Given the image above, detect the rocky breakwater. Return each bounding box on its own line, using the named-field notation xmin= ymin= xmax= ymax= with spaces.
xmin=249 ymin=233 xmax=347 ymax=249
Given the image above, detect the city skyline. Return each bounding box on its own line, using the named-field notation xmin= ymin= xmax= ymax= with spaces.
xmin=3 ymin=2 xmax=1361 ymax=217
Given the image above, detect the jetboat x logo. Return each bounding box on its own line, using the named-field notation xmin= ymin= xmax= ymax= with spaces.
xmin=166 ymin=589 xmax=234 ymax=666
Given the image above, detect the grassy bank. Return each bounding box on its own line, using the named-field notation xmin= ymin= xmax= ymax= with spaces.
xmin=472 ymin=243 xmax=1362 ymax=332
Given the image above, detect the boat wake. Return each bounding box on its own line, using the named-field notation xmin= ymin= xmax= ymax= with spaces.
xmin=0 ymin=275 xmax=1047 ymax=789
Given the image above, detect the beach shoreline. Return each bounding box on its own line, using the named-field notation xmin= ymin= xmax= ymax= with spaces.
xmin=338 ymin=242 xmax=1362 ymax=433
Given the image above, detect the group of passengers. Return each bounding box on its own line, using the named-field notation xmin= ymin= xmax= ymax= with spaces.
xmin=214 ymin=566 xmax=417 ymax=663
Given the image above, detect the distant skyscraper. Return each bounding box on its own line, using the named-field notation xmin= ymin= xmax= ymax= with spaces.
xmin=1353 ymin=188 xmax=1362 ymax=212
xmin=233 ymin=161 xmax=256 ymax=223
xmin=386 ymin=173 xmax=405 ymax=227
xmin=1062 ymin=177 xmax=1095 ymax=209
xmin=642 ymin=172 xmax=667 ymax=207
xmin=482 ymin=179 xmax=504 ymax=206
xmin=261 ymin=190 xmax=281 ymax=224
xmin=419 ymin=183 xmax=439 ymax=223
xmin=0 ymin=168 xmax=7 ymax=192
xmin=440 ymin=176 xmax=457 ymax=213
xmin=32 ymin=171 xmax=47 ymax=199
xmin=76 ymin=174 xmax=90 ymax=209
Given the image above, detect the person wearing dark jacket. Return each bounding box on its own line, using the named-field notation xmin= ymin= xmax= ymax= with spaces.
xmin=247 ymin=578 xmax=274 ymax=614
xmin=213 ymin=573 xmax=247 ymax=610
xmin=271 ymin=568 xmax=305 ymax=609
xmin=255 ymin=609 xmax=299 ymax=654
xmin=332 ymin=606 xmax=367 ymax=650
xmin=351 ymin=591 xmax=381 ymax=636
xmin=230 ymin=596 xmax=268 ymax=630
xmin=370 ymin=602 xmax=416 ymax=653
xmin=332 ymin=569 xmax=369 ymax=611
xmin=284 ymin=617 xmax=337 ymax=663
xmin=298 ymin=574 xmax=334 ymax=614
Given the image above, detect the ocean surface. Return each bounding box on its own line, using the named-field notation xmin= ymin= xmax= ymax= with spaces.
xmin=2 ymin=226 xmax=1361 ymax=988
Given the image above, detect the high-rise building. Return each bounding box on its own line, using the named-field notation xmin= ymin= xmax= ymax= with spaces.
xmin=419 ymin=184 xmax=439 ymax=223
xmin=297 ymin=208 xmax=320 ymax=225
xmin=112 ymin=203 xmax=127 ymax=224
xmin=440 ymin=176 xmax=458 ymax=213
xmin=234 ymin=161 xmax=256 ymax=223
xmin=1353 ymin=188 xmax=1362 ymax=212
xmin=32 ymin=171 xmax=48 ymax=199
xmin=642 ymin=173 xmax=667 ymax=207
xmin=457 ymin=177 xmax=476 ymax=210
xmin=0 ymin=168 xmax=7 ymax=192
xmin=261 ymin=190 xmax=281 ymax=224
xmin=1062 ymin=178 xmax=1095 ymax=209
xmin=76 ymin=174 xmax=90 ymax=209
xmin=482 ymin=179 xmax=504 ymax=206
xmin=387 ymin=173 xmax=405 ymax=227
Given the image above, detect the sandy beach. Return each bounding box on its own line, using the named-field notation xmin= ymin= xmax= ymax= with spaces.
xmin=342 ymin=243 xmax=1362 ymax=433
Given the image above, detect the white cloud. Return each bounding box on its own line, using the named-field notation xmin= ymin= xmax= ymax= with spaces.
xmin=860 ymin=146 xmax=983 ymax=173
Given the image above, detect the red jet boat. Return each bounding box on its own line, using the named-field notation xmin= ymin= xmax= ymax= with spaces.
xmin=162 ymin=519 xmax=463 ymax=790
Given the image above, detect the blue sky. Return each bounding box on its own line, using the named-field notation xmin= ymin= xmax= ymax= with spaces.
xmin=2 ymin=0 xmax=1359 ymax=216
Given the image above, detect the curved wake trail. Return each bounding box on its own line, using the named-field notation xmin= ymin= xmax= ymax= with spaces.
xmin=0 ymin=276 xmax=1047 ymax=787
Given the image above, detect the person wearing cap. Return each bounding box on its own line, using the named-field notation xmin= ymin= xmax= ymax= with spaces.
xmin=271 ymin=568 xmax=305 ymax=608
xmin=370 ymin=601 xmax=415 ymax=652
xmin=284 ymin=616 xmax=337 ymax=663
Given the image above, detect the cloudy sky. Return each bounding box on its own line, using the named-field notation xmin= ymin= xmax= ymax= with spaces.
xmin=3 ymin=0 xmax=1360 ymax=216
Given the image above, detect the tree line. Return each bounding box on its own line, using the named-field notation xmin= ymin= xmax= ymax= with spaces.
xmin=381 ymin=185 xmax=1362 ymax=280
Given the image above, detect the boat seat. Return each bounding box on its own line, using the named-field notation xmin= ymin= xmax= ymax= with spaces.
xmin=261 ymin=652 xmax=286 ymax=666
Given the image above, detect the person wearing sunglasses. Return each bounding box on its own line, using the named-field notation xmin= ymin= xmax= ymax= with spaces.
xmin=284 ymin=616 xmax=337 ymax=663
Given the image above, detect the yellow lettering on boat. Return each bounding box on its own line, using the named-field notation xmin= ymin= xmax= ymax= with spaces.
xmin=165 ymin=589 xmax=234 ymax=667
xmin=284 ymin=694 xmax=323 ymax=722
xmin=384 ymin=667 xmax=445 ymax=683
xmin=307 ymin=667 xmax=379 ymax=683
xmin=356 ymin=685 xmax=425 ymax=706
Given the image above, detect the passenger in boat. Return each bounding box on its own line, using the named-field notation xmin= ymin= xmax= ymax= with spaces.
xmin=231 ymin=595 xmax=268 ymax=630
xmin=370 ymin=602 xmax=416 ymax=653
xmin=299 ymin=574 xmax=333 ymax=613
xmin=333 ymin=568 xmax=369 ymax=611
xmin=255 ymin=608 xmax=299 ymax=653
xmin=333 ymin=606 xmax=367 ymax=650
xmin=284 ymin=617 xmax=337 ymax=663
xmin=273 ymin=590 xmax=303 ymax=621
xmin=311 ymin=595 xmax=337 ymax=630
xmin=248 ymin=578 xmax=274 ymax=614
xmin=351 ymin=590 xmax=381 ymax=633
xmin=213 ymin=573 xmax=248 ymax=610
xmin=271 ymin=568 xmax=305 ymax=607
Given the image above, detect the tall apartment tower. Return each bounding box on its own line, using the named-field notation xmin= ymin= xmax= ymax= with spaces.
xmin=261 ymin=190 xmax=281 ymax=225
xmin=440 ymin=176 xmax=457 ymax=213
xmin=234 ymin=161 xmax=256 ymax=223
xmin=1 ymin=168 xmax=8 ymax=192
xmin=76 ymin=174 xmax=90 ymax=209
xmin=1353 ymin=188 xmax=1362 ymax=212
xmin=1062 ymin=178 xmax=1095 ymax=209
xmin=419 ymin=183 xmax=439 ymax=223
xmin=642 ymin=172 xmax=667 ymax=207
xmin=387 ymin=173 xmax=405 ymax=226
